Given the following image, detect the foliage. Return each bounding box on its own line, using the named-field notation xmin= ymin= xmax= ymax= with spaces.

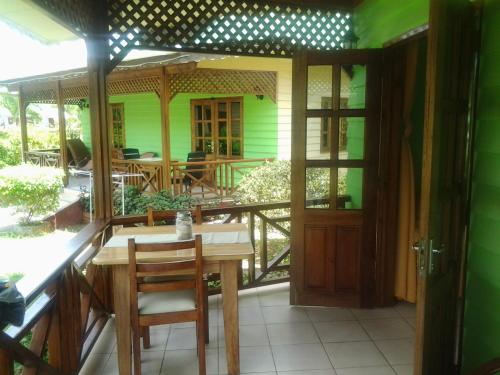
xmin=80 ymin=185 xmax=199 ymax=216
xmin=0 ymin=165 xmax=64 ymax=223
xmin=236 ymin=159 xmax=334 ymax=204
xmin=0 ymin=94 xmax=42 ymax=125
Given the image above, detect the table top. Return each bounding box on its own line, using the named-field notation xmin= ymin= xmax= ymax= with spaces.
xmin=93 ymin=223 xmax=253 ymax=266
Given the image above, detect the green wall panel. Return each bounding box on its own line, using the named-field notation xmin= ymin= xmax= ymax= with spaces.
xmin=354 ymin=0 xmax=429 ymax=48
xmin=462 ymin=0 xmax=500 ymax=372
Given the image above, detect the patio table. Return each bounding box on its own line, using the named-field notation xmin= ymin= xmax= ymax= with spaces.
xmin=93 ymin=222 xmax=253 ymax=375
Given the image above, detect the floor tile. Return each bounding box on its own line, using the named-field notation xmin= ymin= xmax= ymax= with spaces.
xmin=405 ymin=317 xmax=416 ymax=330
xmin=267 ymin=322 xmax=319 ymax=345
xmin=219 ymin=324 xmax=270 ymax=347
xmin=314 ymin=321 xmax=369 ymax=343
xmin=166 ymin=326 xmax=217 ymax=350
xmin=219 ymin=345 xmax=276 ymax=374
xmin=375 ymin=339 xmax=414 ymax=365
xmin=351 ymin=307 xmax=400 ymax=320
xmin=219 ymin=305 xmax=265 ymax=326
xmin=324 ymin=341 xmax=388 ymax=369
xmin=78 ymin=354 xmax=110 ymax=375
xmin=305 ymin=307 xmax=356 ymax=322
xmin=392 ymin=364 xmax=414 ymax=375
xmin=262 ymin=306 xmax=310 ymax=324
xmin=360 ymin=318 xmax=415 ymax=340
xmin=394 ymin=303 xmax=417 ymax=319
xmin=105 ymin=350 xmax=164 ymax=375
xmin=277 ymin=371 xmax=336 ymax=375
xmin=258 ymin=284 xmax=291 ymax=306
xmin=335 ymin=366 xmax=396 ymax=375
xmin=143 ymin=325 xmax=170 ymax=351
xmin=162 ymin=348 xmax=218 ymax=375
xmin=272 ymin=343 xmax=332 ymax=372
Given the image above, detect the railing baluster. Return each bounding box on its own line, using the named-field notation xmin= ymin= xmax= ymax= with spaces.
xmin=260 ymin=216 xmax=268 ymax=274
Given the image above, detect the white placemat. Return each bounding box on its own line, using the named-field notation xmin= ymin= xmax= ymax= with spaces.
xmin=105 ymin=230 xmax=250 ymax=248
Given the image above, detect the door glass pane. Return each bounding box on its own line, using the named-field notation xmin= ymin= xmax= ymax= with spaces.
xmin=195 ymin=139 xmax=203 ymax=151
xmin=195 ymin=105 xmax=202 ymax=121
xmin=218 ymin=122 xmax=227 ymax=137
xmin=305 ymin=168 xmax=330 ymax=208
xmin=219 ymin=140 xmax=227 ymax=155
xmin=231 ymin=120 xmax=241 ymax=137
xmin=204 ymin=123 xmax=212 ymax=136
xmin=307 ymin=65 xmax=333 ymax=109
xmin=337 ymin=167 xmax=363 ymax=209
xmin=204 ymin=105 xmax=212 ymax=120
xmin=340 ymin=65 xmax=366 ymax=109
xmin=339 ymin=117 xmax=365 ymax=160
xmin=218 ymin=103 xmax=227 ymax=119
xmin=204 ymin=140 xmax=214 ymax=154
xmin=306 ymin=117 xmax=330 ymax=160
xmin=232 ymin=140 xmax=241 ymax=156
xmin=195 ymin=124 xmax=203 ymax=137
xmin=231 ymin=102 xmax=240 ymax=118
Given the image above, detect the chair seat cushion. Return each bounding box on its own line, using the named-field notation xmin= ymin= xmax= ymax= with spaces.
xmin=138 ymin=289 xmax=196 ymax=315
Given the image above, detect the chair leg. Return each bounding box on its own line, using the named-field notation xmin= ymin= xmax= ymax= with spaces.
xmin=141 ymin=326 xmax=151 ymax=349
xmin=196 ymin=319 xmax=207 ymax=375
xmin=203 ymin=279 xmax=209 ymax=343
xmin=133 ymin=325 xmax=142 ymax=375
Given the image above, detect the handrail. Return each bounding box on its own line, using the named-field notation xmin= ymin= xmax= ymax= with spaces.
xmin=171 ymin=157 xmax=273 ymax=167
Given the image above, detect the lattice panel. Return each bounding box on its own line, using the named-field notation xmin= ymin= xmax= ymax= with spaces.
xmin=63 ymin=85 xmax=89 ymax=103
xmin=170 ymin=69 xmax=277 ymax=101
xmin=32 ymin=0 xmax=94 ymax=37
xmin=107 ymin=0 xmax=351 ymax=66
xmin=24 ymin=88 xmax=56 ymax=105
xmin=108 ymin=76 xmax=160 ymax=96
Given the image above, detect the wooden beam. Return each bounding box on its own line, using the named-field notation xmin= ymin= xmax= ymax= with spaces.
xmin=160 ymin=67 xmax=172 ymax=191
xmin=55 ymin=81 xmax=69 ymax=186
xmin=18 ymin=86 xmax=28 ymax=163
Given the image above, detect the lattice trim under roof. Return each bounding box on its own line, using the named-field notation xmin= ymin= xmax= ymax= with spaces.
xmin=108 ymin=76 xmax=160 ymax=96
xmin=170 ymin=69 xmax=277 ymax=101
xmin=107 ymin=0 xmax=351 ymax=68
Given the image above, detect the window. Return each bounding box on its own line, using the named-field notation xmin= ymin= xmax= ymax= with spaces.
xmin=191 ymin=97 xmax=243 ymax=159
xmin=319 ymin=98 xmax=348 ymax=154
xmin=109 ymin=103 xmax=125 ymax=148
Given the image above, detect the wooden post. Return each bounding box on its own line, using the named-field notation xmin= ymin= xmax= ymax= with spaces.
xmin=86 ymin=11 xmax=113 ymax=220
xmin=160 ymin=67 xmax=172 ymax=192
xmin=55 ymin=81 xmax=69 ymax=185
xmin=18 ymin=86 xmax=28 ymax=163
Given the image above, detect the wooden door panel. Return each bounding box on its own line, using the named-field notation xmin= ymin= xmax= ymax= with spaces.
xmin=304 ymin=226 xmax=330 ymax=290
xmin=334 ymin=226 xmax=360 ymax=293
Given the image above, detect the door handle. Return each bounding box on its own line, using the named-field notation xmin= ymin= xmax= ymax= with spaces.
xmin=412 ymin=240 xmax=427 ymax=277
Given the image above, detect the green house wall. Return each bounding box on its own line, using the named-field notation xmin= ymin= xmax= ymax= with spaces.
xmin=462 ymin=0 xmax=500 ymax=372
xmin=80 ymin=92 xmax=278 ymax=161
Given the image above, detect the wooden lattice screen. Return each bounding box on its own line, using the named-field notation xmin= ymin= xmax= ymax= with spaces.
xmin=32 ymin=0 xmax=94 ymax=37
xmin=108 ymin=76 xmax=160 ymax=96
xmin=107 ymin=0 xmax=352 ymax=68
xmin=170 ymin=69 xmax=277 ymax=101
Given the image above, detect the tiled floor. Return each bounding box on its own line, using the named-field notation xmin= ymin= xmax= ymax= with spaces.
xmin=79 ymin=283 xmax=416 ymax=375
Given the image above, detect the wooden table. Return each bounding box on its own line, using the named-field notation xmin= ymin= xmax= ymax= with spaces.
xmin=93 ymin=223 xmax=253 ymax=375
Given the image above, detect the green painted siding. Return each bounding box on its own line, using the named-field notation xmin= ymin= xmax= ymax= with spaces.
xmin=462 ymin=0 xmax=500 ymax=372
xmin=354 ymin=0 xmax=429 ymax=48
xmin=81 ymin=92 xmax=278 ymax=161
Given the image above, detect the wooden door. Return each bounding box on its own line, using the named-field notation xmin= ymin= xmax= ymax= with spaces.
xmin=290 ymin=50 xmax=382 ymax=308
xmin=415 ymin=0 xmax=478 ymax=373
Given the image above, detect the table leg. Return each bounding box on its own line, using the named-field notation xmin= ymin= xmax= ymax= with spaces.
xmin=113 ymin=265 xmax=131 ymax=375
xmin=221 ymin=260 xmax=240 ymax=375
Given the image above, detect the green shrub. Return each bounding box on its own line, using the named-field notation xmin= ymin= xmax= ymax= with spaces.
xmin=0 ymin=165 xmax=64 ymax=223
xmin=0 ymin=129 xmax=59 ymax=168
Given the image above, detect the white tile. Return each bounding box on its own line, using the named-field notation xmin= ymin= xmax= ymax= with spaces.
xmin=162 ymin=348 xmax=218 ymax=375
xmin=314 ymin=321 xmax=369 ymax=343
xmin=262 ymin=306 xmax=310 ymax=324
xmin=78 ymin=354 xmax=110 ymax=375
xmin=267 ymin=322 xmax=319 ymax=345
xmin=105 ymin=350 xmax=164 ymax=375
xmin=392 ymin=364 xmax=414 ymax=375
xmin=219 ymin=324 xmax=270 ymax=347
xmin=324 ymin=341 xmax=388 ymax=369
xmin=375 ymin=339 xmax=414 ymax=365
xmin=360 ymin=319 xmax=415 ymax=340
xmin=209 ymin=308 xmax=219 ymax=326
xmin=394 ymin=303 xmax=416 ymax=319
xmin=351 ymin=308 xmax=400 ymax=320
xmin=208 ymin=294 xmax=220 ymax=308
xmin=277 ymin=371 xmax=336 ymax=375
xmin=220 ymin=305 xmax=266 ymax=326
xmin=335 ymin=366 xmax=396 ymax=375
xmin=144 ymin=325 xmax=170 ymax=351
xmin=405 ymin=317 xmax=416 ymax=330
xmin=166 ymin=326 xmax=217 ymax=350
xmin=237 ymin=288 xmax=261 ymax=307
xmin=219 ymin=345 xmax=276 ymax=374
xmin=305 ymin=307 xmax=356 ymax=322
xmin=272 ymin=343 xmax=332 ymax=372
xmin=91 ymin=329 xmax=116 ymax=354
xmin=258 ymin=284 xmax=291 ymax=306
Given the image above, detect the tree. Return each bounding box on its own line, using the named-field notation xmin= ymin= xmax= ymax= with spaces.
xmin=0 ymin=93 xmax=42 ymax=125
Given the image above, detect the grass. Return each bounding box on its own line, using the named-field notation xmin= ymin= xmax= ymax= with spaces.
xmin=0 ymin=221 xmax=53 ymax=239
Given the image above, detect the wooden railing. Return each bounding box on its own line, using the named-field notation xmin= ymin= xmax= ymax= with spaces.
xmin=171 ymin=158 xmax=273 ymax=197
xmin=111 ymin=158 xmax=164 ymax=193
xmin=0 ymin=220 xmax=113 ymax=375
xmin=25 ymin=150 xmax=61 ymax=168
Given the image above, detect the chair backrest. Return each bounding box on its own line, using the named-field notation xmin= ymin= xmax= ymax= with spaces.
xmin=67 ymin=138 xmax=91 ymax=167
xmin=128 ymin=234 xmax=203 ymax=303
xmin=187 ymin=151 xmax=206 ymax=163
xmin=122 ymin=148 xmax=140 ymax=160
xmin=147 ymin=205 xmax=203 ymax=226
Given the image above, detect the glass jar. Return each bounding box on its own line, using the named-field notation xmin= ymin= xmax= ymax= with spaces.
xmin=176 ymin=210 xmax=193 ymax=240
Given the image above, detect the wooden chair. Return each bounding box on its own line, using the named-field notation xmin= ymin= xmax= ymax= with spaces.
xmin=128 ymin=235 xmax=206 ymax=375
xmin=144 ymin=204 xmax=209 ymax=344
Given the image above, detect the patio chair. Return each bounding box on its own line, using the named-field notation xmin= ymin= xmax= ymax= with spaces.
xmin=128 ymin=235 xmax=206 ymax=375
xmin=67 ymin=138 xmax=92 ymax=169
xmin=183 ymin=151 xmax=207 ymax=195
xmin=144 ymin=205 xmax=209 ymax=344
